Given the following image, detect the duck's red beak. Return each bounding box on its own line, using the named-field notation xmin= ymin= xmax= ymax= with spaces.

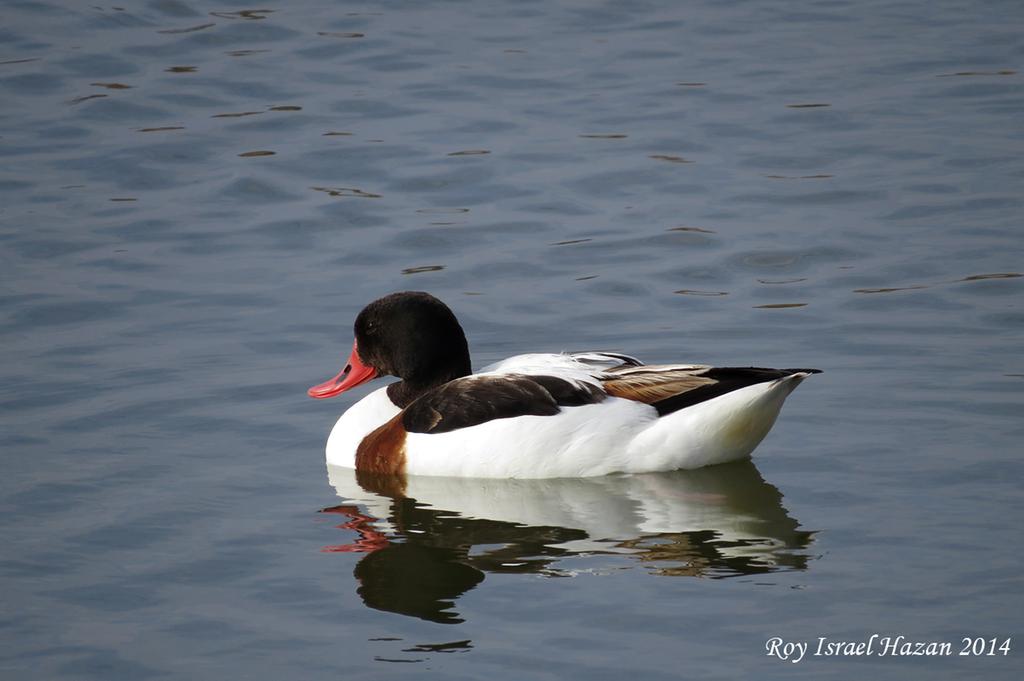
xmin=308 ymin=341 xmax=378 ymax=399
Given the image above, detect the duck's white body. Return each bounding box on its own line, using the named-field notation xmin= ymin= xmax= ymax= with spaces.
xmin=324 ymin=352 xmax=813 ymax=479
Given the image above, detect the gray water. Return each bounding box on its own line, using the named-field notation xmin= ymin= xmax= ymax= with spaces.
xmin=2 ymin=0 xmax=1022 ymax=678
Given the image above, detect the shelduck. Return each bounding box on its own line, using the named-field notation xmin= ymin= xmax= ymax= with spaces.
xmin=309 ymin=291 xmax=819 ymax=479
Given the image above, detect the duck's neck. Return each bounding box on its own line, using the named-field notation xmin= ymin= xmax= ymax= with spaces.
xmin=386 ymin=363 xmax=470 ymax=408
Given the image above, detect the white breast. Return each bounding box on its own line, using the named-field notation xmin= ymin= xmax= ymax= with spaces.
xmin=325 ymin=386 xmax=400 ymax=468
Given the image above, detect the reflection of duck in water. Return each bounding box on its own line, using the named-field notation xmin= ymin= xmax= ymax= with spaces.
xmin=309 ymin=292 xmax=820 ymax=478
xmin=324 ymin=462 xmax=814 ymax=624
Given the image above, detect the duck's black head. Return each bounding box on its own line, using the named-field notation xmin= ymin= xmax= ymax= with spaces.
xmin=354 ymin=291 xmax=471 ymax=384
xmin=309 ymin=292 xmax=471 ymax=404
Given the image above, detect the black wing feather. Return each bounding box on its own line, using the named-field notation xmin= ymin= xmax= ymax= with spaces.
xmin=403 ymin=374 xmax=605 ymax=434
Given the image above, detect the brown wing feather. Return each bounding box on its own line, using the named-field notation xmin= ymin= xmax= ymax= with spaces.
xmin=606 ymin=365 xmax=822 ymax=415
xmin=601 ymin=365 xmax=716 ymax=404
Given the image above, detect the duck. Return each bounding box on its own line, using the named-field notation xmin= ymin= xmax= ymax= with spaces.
xmin=308 ymin=291 xmax=820 ymax=479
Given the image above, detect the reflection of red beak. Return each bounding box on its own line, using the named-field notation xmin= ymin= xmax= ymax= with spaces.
xmin=308 ymin=340 xmax=378 ymax=398
xmin=319 ymin=505 xmax=390 ymax=553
